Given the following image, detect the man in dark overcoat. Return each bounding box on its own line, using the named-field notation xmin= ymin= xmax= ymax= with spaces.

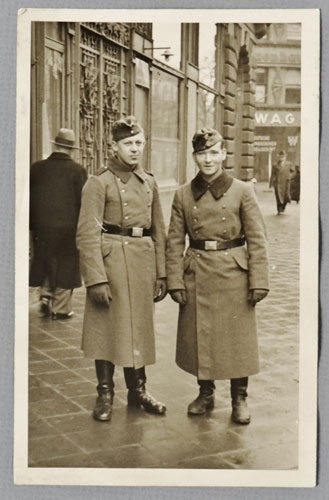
xmin=166 ymin=128 xmax=269 ymax=424
xmin=30 ymin=128 xmax=87 ymax=319
xmin=76 ymin=116 xmax=167 ymax=422
xmin=270 ymin=150 xmax=294 ymax=215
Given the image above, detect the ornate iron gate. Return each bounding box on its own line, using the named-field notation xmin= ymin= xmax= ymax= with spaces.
xmin=79 ymin=23 xmax=130 ymax=174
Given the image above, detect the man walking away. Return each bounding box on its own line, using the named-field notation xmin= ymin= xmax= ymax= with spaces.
xmin=30 ymin=128 xmax=87 ymax=319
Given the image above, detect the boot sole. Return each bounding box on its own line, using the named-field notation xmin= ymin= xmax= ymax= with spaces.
xmin=188 ymin=402 xmax=215 ymax=415
xmin=127 ymin=399 xmax=166 ymax=414
xmin=231 ymin=415 xmax=251 ymax=425
xmin=93 ymin=412 xmax=112 ymax=421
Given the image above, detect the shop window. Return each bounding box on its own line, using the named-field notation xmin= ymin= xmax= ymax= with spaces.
xmin=198 ymin=23 xmax=216 ymax=87
xmin=285 ymin=87 xmax=301 ymax=104
xmin=256 ymin=85 xmax=266 ymax=104
xmin=255 ymin=68 xmax=268 ymax=104
xmin=44 ymin=46 xmax=64 ymax=158
xmin=198 ymin=89 xmax=215 ymax=128
xmin=151 ymin=69 xmax=180 ymax=186
xmin=152 ymin=23 xmax=181 ymax=70
xmin=45 ymin=22 xmax=64 ymax=42
xmin=286 ymin=23 xmax=301 ymax=41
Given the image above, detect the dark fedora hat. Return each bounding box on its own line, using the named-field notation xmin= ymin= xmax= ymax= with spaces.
xmin=51 ymin=128 xmax=78 ymax=149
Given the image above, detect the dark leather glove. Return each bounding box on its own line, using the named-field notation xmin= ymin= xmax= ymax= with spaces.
xmin=154 ymin=278 xmax=167 ymax=302
xmin=87 ymin=283 xmax=112 ymax=307
xmin=248 ymin=288 xmax=269 ymax=307
xmin=169 ymin=289 xmax=187 ymax=305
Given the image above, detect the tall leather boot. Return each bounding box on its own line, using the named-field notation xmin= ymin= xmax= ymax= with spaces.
xmin=188 ymin=380 xmax=215 ymax=415
xmin=230 ymin=377 xmax=250 ymax=424
xmin=93 ymin=360 xmax=115 ymax=421
xmin=124 ymin=366 xmax=166 ymax=415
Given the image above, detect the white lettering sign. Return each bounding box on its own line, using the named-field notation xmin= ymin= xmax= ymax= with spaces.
xmin=288 ymin=136 xmax=299 ymax=147
xmin=271 ymin=113 xmax=282 ymax=125
xmin=255 ymin=112 xmax=268 ymax=125
xmin=285 ymin=113 xmax=296 ymax=125
xmin=255 ymin=111 xmax=300 ymax=127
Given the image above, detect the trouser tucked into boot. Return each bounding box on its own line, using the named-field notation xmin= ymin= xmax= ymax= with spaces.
xmin=124 ymin=366 xmax=166 ymax=415
xmin=93 ymin=360 xmax=115 ymax=421
xmin=230 ymin=377 xmax=250 ymax=424
xmin=188 ymin=379 xmax=216 ymax=415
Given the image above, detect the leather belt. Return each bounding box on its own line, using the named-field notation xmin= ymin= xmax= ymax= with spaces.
xmin=189 ymin=237 xmax=245 ymax=251
xmin=102 ymin=223 xmax=151 ymax=238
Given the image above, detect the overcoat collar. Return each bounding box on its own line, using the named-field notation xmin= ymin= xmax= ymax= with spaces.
xmin=191 ymin=169 xmax=233 ymax=200
xmin=48 ymin=152 xmax=72 ymax=160
xmin=108 ymin=155 xmax=145 ymax=184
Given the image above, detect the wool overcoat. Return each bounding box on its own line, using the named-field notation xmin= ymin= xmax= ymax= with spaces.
xmin=29 ymin=152 xmax=87 ymax=289
xmin=270 ymin=161 xmax=293 ymax=205
xmin=166 ymin=171 xmax=269 ymax=380
xmin=76 ymin=157 xmax=166 ymax=368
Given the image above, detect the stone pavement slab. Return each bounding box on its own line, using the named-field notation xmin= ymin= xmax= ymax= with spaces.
xmin=27 ymin=184 xmax=300 ymax=470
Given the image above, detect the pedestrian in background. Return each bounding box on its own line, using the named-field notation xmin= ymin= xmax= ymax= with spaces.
xmin=166 ymin=128 xmax=269 ymax=424
xmin=270 ymin=150 xmax=294 ymax=215
xmin=76 ymin=116 xmax=167 ymax=422
xmin=290 ymin=165 xmax=300 ymax=203
xmin=30 ymin=128 xmax=87 ymax=319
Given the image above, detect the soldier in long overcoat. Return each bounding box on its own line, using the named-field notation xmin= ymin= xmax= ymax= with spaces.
xmin=76 ymin=116 xmax=167 ymax=421
xmin=166 ymin=128 xmax=269 ymax=424
xmin=30 ymin=128 xmax=87 ymax=319
xmin=269 ymin=150 xmax=294 ymax=214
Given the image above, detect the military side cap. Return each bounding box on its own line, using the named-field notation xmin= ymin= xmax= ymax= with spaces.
xmin=192 ymin=128 xmax=223 ymax=153
xmin=111 ymin=116 xmax=143 ymax=142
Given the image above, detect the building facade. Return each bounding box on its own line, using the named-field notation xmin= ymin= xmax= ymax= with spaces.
xmin=253 ymin=23 xmax=301 ymax=182
xmin=30 ymin=21 xmax=269 ymax=216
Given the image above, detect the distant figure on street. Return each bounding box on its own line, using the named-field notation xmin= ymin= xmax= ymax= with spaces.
xmin=30 ymin=128 xmax=87 ymax=320
xmin=270 ymin=150 xmax=294 ymax=215
xmin=290 ymin=165 xmax=300 ymax=204
xmin=76 ymin=116 xmax=167 ymax=422
xmin=166 ymin=128 xmax=269 ymax=424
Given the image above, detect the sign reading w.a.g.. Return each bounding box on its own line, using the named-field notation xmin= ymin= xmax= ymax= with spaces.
xmin=255 ymin=111 xmax=301 ymax=127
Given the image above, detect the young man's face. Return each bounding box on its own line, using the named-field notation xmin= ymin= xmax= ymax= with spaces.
xmin=112 ymin=131 xmax=145 ymax=167
xmin=193 ymin=141 xmax=227 ymax=180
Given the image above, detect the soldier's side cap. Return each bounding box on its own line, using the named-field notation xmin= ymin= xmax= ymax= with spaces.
xmin=278 ymin=150 xmax=287 ymax=156
xmin=112 ymin=116 xmax=143 ymax=142
xmin=192 ymin=128 xmax=223 ymax=153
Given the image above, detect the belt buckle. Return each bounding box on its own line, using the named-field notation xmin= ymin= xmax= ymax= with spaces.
xmin=205 ymin=240 xmax=217 ymax=251
xmin=132 ymin=227 xmax=143 ymax=238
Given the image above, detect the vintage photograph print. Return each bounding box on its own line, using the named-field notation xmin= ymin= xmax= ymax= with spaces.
xmin=15 ymin=8 xmax=319 ymax=487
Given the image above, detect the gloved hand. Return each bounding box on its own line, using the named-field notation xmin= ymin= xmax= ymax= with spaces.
xmin=87 ymin=283 xmax=112 ymax=307
xmin=248 ymin=288 xmax=268 ymax=307
xmin=154 ymin=278 xmax=167 ymax=302
xmin=169 ymin=289 xmax=187 ymax=305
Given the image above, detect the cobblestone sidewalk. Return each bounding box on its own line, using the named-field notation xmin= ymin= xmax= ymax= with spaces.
xmin=28 ymin=183 xmax=300 ymax=469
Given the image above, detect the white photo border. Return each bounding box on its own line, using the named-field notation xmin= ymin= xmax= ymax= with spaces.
xmin=15 ymin=7 xmax=319 ymax=487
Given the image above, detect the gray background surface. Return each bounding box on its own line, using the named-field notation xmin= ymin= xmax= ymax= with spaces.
xmin=1 ymin=0 xmax=327 ymax=497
